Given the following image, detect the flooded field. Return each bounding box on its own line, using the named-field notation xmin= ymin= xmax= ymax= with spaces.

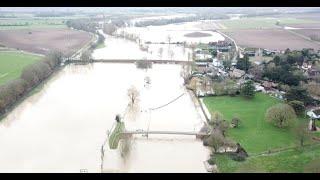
xmin=0 ymin=28 xmax=210 ymax=172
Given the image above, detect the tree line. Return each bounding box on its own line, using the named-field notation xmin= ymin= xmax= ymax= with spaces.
xmin=66 ymin=19 xmax=99 ymax=33
xmin=0 ymin=51 xmax=63 ymax=115
xmin=134 ymin=13 xmax=229 ymax=27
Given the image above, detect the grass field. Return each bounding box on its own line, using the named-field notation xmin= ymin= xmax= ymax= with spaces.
xmin=215 ymin=144 xmax=320 ymax=173
xmin=218 ymin=17 xmax=319 ymax=30
xmin=203 ymin=93 xmax=301 ymax=154
xmin=203 ymin=93 xmax=317 ymax=172
xmin=0 ymin=51 xmax=41 ymax=85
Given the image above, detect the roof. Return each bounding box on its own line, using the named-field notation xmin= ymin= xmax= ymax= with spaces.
xmin=307 ymin=110 xmax=320 ymax=119
xmin=230 ymin=68 xmax=245 ymax=78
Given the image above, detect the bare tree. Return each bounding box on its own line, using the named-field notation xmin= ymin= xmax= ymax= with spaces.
xmin=127 ymin=86 xmax=139 ymax=106
xmin=158 ymin=47 xmax=163 ymax=59
xmin=169 ymin=50 xmax=175 ymax=60
xmin=167 ymin=35 xmax=172 ymax=44
xmin=80 ymin=50 xmax=92 ymax=63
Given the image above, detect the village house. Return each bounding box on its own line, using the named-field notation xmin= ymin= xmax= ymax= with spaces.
xmin=308 ymin=67 xmax=320 ymax=80
xmin=229 ymin=68 xmax=245 ymax=79
xmin=307 ymin=109 xmax=320 ymax=120
xmin=261 ymin=81 xmax=278 ymax=91
xmin=254 ymin=83 xmax=265 ymax=92
xmin=208 ymin=40 xmax=232 ymax=52
xmin=301 ymin=62 xmax=312 ymax=72
xmin=263 ymin=49 xmax=279 ymax=56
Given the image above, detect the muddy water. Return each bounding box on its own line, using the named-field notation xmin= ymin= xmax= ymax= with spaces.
xmin=0 ymin=31 xmax=209 ymax=173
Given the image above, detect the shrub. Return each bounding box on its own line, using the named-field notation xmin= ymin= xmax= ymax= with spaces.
xmin=288 ymin=100 xmax=305 ymax=116
xmin=231 ymin=117 xmax=241 ymax=128
xmin=207 ymin=157 xmax=216 ymax=165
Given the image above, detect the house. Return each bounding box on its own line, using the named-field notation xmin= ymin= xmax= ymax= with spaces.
xmin=263 ymin=49 xmax=279 ymax=56
xmin=261 ymin=81 xmax=278 ymax=91
xmin=229 ymin=68 xmax=245 ymax=79
xmin=301 ymin=62 xmax=312 ymax=72
xmin=243 ymin=48 xmax=257 ymax=57
xmin=308 ymin=68 xmax=320 ymax=79
xmin=254 ymin=83 xmax=265 ymax=92
xmin=307 ymin=109 xmax=320 ymax=119
xmin=208 ymin=41 xmax=232 ymax=52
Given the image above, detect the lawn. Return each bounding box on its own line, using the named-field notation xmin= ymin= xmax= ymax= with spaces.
xmin=203 ymin=93 xmax=301 ymax=154
xmin=215 ymin=144 xmax=320 ymax=173
xmin=203 ymin=93 xmax=317 ymax=172
xmin=218 ymin=17 xmax=319 ymax=30
xmin=0 ymin=51 xmax=41 ymax=85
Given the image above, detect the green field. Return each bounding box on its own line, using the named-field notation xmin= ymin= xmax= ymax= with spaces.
xmin=219 ymin=17 xmax=319 ymax=30
xmin=215 ymin=144 xmax=320 ymax=173
xmin=203 ymin=93 xmax=317 ymax=172
xmin=203 ymin=93 xmax=301 ymax=154
xmin=0 ymin=51 xmax=41 ymax=85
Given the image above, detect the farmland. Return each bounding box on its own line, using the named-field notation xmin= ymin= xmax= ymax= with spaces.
xmin=222 ymin=29 xmax=320 ymax=50
xmin=216 ymin=17 xmax=319 ymax=30
xmin=0 ymin=51 xmax=41 ymax=85
xmin=291 ymin=29 xmax=320 ymax=42
xmin=0 ymin=28 xmax=93 ymax=56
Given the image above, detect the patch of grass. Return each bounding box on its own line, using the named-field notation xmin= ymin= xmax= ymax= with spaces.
xmin=219 ymin=17 xmax=319 ymax=29
xmin=0 ymin=51 xmax=41 ymax=85
xmin=215 ymin=144 xmax=320 ymax=173
xmin=109 ymin=122 xmax=125 ymax=149
xmin=203 ymin=93 xmax=305 ymax=154
xmin=95 ymin=42 xmax=106 ymax=49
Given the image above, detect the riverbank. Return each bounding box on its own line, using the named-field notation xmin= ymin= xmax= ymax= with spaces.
xmin=0 ymin=65 xmax=64 ymax=121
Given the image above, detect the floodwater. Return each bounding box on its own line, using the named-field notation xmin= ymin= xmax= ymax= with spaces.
xmin=117 ymin=22 xmax=225 ymax=44
xmin=0 ymin=28 xmax=210 ymax=172
xmin=92 ymin=33 xmax=193 ymax=61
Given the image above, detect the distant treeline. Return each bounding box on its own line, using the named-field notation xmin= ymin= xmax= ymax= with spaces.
xmin=66 ymin=19 xmax=99 ymax=33
xmin=0 ymin=15 xmax=17 ymax=18
xmin=34 ymin=12 xmax=76 ymax=17
xmin=134 ymin=14 xmax=229 ymax=27
xmin=0 ymin=22 xmax=30 ymax=26
xmin=0 ymin=51 xmax=63 ymax=115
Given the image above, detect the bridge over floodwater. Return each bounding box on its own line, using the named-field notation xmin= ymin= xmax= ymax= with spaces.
xmin=65 ymin=58 xmax=193 ymax=65
xmin=121 ymin=130 xmax=209 ymax=138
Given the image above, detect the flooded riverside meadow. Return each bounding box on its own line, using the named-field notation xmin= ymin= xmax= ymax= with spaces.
xmin=0 ymin=25 xmax=220 ymax=172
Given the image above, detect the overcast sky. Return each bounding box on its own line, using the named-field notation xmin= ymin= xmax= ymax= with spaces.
xmin=0 ymin=7 xmax=320 ymax=14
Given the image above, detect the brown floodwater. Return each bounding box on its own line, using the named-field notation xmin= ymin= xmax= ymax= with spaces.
xmin=0 ymin=63 xmax=209 ymax=172
xmin=0 ymin=31 xmax=210 ymax=172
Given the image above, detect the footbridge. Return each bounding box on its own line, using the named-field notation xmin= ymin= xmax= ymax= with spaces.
xmin=65 ymin=58 xmax=193 ymax=65
xmin=122 ymin=130 xmax=209 ymax=137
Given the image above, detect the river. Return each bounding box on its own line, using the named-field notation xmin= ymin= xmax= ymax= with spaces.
xmin=0 ymin=29 xmax=211 ymax=172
